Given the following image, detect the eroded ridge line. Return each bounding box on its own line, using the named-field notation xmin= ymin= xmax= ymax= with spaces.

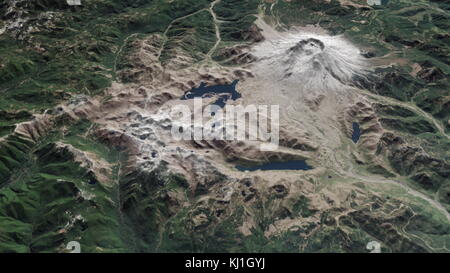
xmin=206 ymin=0 xmax=222 ymax=59
xmin=156 ymin=8 xmax=209 ymax=60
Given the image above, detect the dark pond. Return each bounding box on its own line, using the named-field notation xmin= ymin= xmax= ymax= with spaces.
xmin=351 ymin=122 xmax=361 ymax=143
xmin=235 ymin=160 xmax=313 ymax=172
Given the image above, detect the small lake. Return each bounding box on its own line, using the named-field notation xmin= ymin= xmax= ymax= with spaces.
xmin=181 ymin=80 xmax=241 ymax=108
xmin=351 ymin=122 xmax=361 ymax=143
xmin=235 ymin=160 xmax=313 ymax=172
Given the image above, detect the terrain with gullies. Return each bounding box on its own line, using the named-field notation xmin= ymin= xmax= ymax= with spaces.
xmin=0 ymin=0 xmax=449 ymax=253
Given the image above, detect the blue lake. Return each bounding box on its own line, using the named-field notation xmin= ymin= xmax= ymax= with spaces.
xmin=352 ymin=122 xmax=361 ymax=143
xmin=181 ymin=80 xmax=241 ymax=108
xmin=235 ymin=160 xmax=313 ymax=172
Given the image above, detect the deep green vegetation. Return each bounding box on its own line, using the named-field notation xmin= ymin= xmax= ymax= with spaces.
xmin=0 ymin=120 xmax=125 ymax=252
xmin=213 ymin=0 xmax=259 ymax=42
xmin=0 ymin=0 xmax=263 ymax=252
xmin=0 ymin=0 xmax=224 ymax=114
xmin=0 ymin=0 xmax=449 ymax=253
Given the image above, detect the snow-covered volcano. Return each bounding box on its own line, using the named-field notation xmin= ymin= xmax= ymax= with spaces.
xmin=252 ymin=30 xmax=368 ymax=96
xmin=237 ymin=23 xmax=372 ymax=164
